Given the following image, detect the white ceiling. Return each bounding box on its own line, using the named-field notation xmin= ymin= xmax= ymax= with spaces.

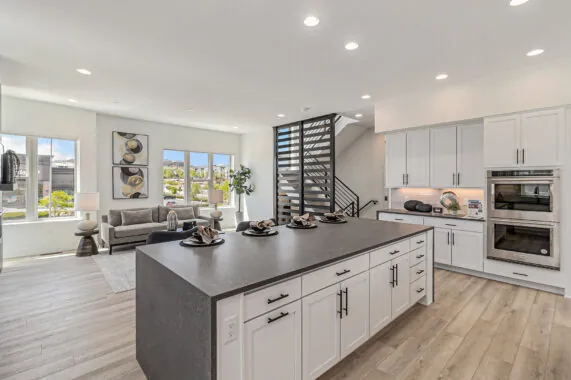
xmin=0 ymin=0 xmax=569 ymax=133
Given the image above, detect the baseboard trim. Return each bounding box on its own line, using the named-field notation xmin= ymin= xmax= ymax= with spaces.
xmin=435 ymin=263 xmax=565 ymax=296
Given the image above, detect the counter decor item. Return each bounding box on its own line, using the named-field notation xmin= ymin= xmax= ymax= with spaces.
xmin=432 ymin=207 xmax=443 ymax=214
xmin=180 ymin=226 xmax=224 ymax=247
xmin=166 ymin=210 xmax=178 ymax=231
xmin=440 ymin=191 xmax=461 ymax=215
xmin=209 ymin=189 xmax=224 ymax=218
xmin=467 ymin=200 xmax=483 ymax=218
xmin=229 ymin=165 xmax=254 ymax=224
xmin=287 ymin=213 xmax=317 ymax=229
xmin=415 ymin=203 xmax=433 ymax=213
xmin=243 ymin=219 xmax=278 ymax=237
xmin=404 ymin=200 xmax=422 ymax=212
xmin=320 ymin=210 xmax=347 ymax=224
xmin=76 ymin=192 xmax=100 ymax=232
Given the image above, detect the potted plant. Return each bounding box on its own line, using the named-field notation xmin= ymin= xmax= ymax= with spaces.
xmin=229 ymin=165 xmax=254 ymax=223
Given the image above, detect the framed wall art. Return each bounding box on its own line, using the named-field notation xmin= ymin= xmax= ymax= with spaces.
xmin=112 ymin=131 xmax=149 ymax=166
xmin=112 ymin=166 xmax=149 ymax=199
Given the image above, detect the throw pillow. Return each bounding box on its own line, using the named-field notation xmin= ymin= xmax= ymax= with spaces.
xmin=121 ymin=209 xmax=154 ymax=226
xmin=173 ymin=207 xmax=195 ymax=220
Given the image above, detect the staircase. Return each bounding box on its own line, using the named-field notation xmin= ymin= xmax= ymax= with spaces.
xmin=274 ymin=114 xmax=377 ymax=224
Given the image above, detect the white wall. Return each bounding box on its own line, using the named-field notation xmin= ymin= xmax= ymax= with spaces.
xmin=1 ymin=96 xmax=97 ymax=258
xmin=96 ymin=114 xmax=241 ymax=229
xmin=241 ymin=128 xmax=274 ymax=221
xmin=336 ymin=128 xmax=385 ymax=219
xmin=375 ymin=63 xmax=571 ymax=133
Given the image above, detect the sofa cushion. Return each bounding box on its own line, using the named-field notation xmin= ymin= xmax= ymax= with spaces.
xmin=108 ymin=206 xmax=159 ymax=227
xmin=159 ymin=204 xmax=201 ymax=222
xmin=172 ymin=207 xmax=195 ymax=220
xmin=113 ymin=223 xmax=165 ymax=238
xmin=121 ymin=209 xmax=153 ymax=226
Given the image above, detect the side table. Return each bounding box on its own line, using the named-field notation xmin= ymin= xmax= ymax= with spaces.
xmin=75 ymin=229 xmax=99 ymax=257
xmin=211 ymin=217 xmax=223 ymax=231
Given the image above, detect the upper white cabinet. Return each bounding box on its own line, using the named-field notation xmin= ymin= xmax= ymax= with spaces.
xmin=430 ymin=123 xmax=484 ymax=189
xmin=484 ymin=108 xmax=565 ymax=168
xmin=385 ymin=130 xmax=430 ymax=188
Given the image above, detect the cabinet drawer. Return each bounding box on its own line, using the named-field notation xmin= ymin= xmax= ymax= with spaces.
xmin=370 ymin=239 xmax=410 ymax=268
xmin=410 ymin=276 xmax=426 ymax=304
xmin=244 ymin=277 xmax=302 ymax=321
xmin=409 ymin=246 xmax=427 ymax=267
xmin=302 ymin=254 xmax=369 ymax=297
xmin=409 ymin=233 xmax=427 ymax=250
xmin=423 ymin=217 xmax=484 ymax=233
xmin=378 ymin=213 xmax=424 ymax=225
xmin=410 ymin=261 xmax=426 ymax=283
xmin=484 ymin=259 xmax=564 ymax=288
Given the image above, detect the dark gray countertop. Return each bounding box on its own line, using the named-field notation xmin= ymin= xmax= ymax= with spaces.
xmin=137 ymin=218 xmax=432 ymax=300
xmin=377 ymin=209 xmax=485 ymax=222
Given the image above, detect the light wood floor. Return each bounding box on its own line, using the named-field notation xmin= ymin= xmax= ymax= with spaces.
xmin=1 ymin=256 xmax=570 ymax=380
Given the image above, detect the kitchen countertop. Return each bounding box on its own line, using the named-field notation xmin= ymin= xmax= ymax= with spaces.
xmin=377 ymin=209 xmax=485 ymax=222
xmin=136 ymin=217 xmax=432 ymax=300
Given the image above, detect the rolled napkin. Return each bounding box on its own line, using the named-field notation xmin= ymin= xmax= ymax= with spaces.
xmin=249 ymin=219 xmax=276 ymax=232
xmin=323 ymin=210 xmax=345 ymax=221
xmin=292 ymin=213 xmax=316 ymax=226
xmin=192 ymin=225 xmax=219 ymax=244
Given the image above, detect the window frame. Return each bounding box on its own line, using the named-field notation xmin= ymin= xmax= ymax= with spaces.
xmin=1 ymin=134 xmax=79 ymax=224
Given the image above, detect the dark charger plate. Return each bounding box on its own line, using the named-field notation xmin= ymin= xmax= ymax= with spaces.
xmin=180 ymin=237 xmax=225 ymax=247
xmin=319 ymin=218 xmax=348 ymax=224
xmin=242 ymin=229 xmax=279 ymax=237
xmin=286 ymin=223 xmax=318 ymax=229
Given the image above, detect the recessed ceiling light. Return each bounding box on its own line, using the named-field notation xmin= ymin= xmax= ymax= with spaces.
xmin=435 ymin=73 xmax=449 ymax=80
xmin=304 ymin=16 xmax=320 ymax=27
xmin=526 ymin=49 xmax=544 ymax=57
xmin=355 ymin=113 xmax=363 ymax=118
xmin=68 ymin=98 xmax=78 ymax=103
xmin=345 ymin=42 xmax=359 ymax=51
xmin=233 ymin=126 xmax=239 ymax=129
xmin=361 ymin=94 xmax=371 ymax=100
xmin=76 ymin=68 xmax=92 ymax=75
xmin=510 ymin=0 xmax=529 ymax=6
xmin=186 ymin=108 xmax=194 ymax=112
xmin=277 ymin=114 xmax=285 ymax=118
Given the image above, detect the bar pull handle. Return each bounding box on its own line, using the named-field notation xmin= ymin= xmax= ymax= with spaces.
xmin=453 ymin=172 xmax=456 ymax=186
xmin=513 ymin=272 xmax=529 ymax=277
xmin=403 ymin=174 xmax=405 ymax=186
xmin=522 ymin=149 xmax=525 ymax=165
xmin=452 ymin=232 xmax=455 ymax=246
xmin=395 ymin=264 xmax=399 ymax=286
xmin=416 ymin=254 xmax=425 ymax=259
xmin=445 ymin=224 xmax=457 ymax=227
xmin=267 ymin=311 xmax=289 ymax=324
xmin=267 ymin=293 xmax=289 ymax=304
xmin=417 ymin=288 xmax=425 ymax=293
xmin=390 ymin=266 xmax=395 ymax=287
xmin=447 ymin=231 xmax=450 ymax=245
xmin=394 ymin=218 xmax=404 ymax=221
xmin=457 ymin=173 xmax=460 ymax=186
xmin=389 ymin=249 xmax=400 ymax=255
xmin=343 ymin=288 xmax=349 ymax=316
xmin=406 ymin=174 xmax=409 ymax=185
xmin=337 ymin=291 xmax=343 ymax=319
xmin=517 ymin=149 xmax=519 ymax=164
xmin=416 ymin=269 xmax=425 ymax=275
xmin=416 ymin=240 xmax=424 ymax=245
xmin=336 ymin=269 xmax=351 ymax=276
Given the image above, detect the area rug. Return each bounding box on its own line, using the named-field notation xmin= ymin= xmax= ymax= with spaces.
xmin=92 ymin=249 xmax=136 ymax=293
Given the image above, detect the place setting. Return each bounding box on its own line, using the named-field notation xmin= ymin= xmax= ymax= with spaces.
xmin=180 ymin=226 xmax=225 ymax=247
xmin=286 ymin=213 xmax=318 ymax=229
xmin=242 ymin=219 xmax=279 ymax=237
xmin=319 ymin=210 xmax=348 ymax=224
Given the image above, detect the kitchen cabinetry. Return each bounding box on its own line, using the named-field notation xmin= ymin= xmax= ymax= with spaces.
xmin=369 ymin=262 xmax=392 ymax=336
xmin=244 ymin=301 xmax=302 ymax=380
xmin=451 ymin=230 xmax=484 ymax=272
xmin=430 ymin=123 xmax=484 ymax=188
xmin=484 ymin=108 xmax=565 ymax=168
xmin=340 ymin=272 xmax=370 ymax=359
xmin=385 ymin=130 xmax=429 ymax=188
xmin=433 ymin=227 xmax=452 ymax=265
xmin=391 ymin=254 xmax=410 ymax=318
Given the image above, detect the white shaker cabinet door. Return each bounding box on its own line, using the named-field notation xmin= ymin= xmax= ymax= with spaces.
xmin=451 ymin=230 xmax=484 ymax=272
xmin=430 ymin=126 xmax=457 ymax=188
xmin=369 ymin=261 xmax=392 ymax=336
xmin=520 ymin=108 xmax=565 ymax=167
xmin=302 ymin=284 xmax=341 ymax=380
xmin=406 ymin=129 xmax=430 ymax=187
xmin=433 ymin=227 xmax=452 ymax=265
xmin=484 ymin=115 xmax=520 ymax=168
xmin=385 ymin=132 xmax=407 ymax=188
xmin=244 ymin=301 xmax=302 ymax=380
xmin=457 ymin=123 xmax=484 ymax=187
xmin=391 ymin=255 xmax=411 ymax=319
xmin=340 ymin=271 xmax=370 ymax=359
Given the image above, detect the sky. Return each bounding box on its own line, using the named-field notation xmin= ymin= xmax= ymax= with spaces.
xmin=2 ymin=135 xmax=75 ymax=160
xmin=164 ymin=150 xmax=231 ymax=166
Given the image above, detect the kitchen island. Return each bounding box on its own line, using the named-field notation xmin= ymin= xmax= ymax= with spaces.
xmin=136 ymin=218 xmax=433 ymax=380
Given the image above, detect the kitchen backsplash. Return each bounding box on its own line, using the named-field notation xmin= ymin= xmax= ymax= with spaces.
xmin=390 ymin=188 xmax=485 ymax=215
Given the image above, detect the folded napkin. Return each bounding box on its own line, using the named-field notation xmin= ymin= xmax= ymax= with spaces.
xmin=193 ymin=225 xmax=219 ymax=244
xmin=292 ymin=213 xmax=316 ymax=226
xmin=249 ymin=219 xmax=276 ymax=232
xmin=324 ymin=210 xmax=345 ymax=220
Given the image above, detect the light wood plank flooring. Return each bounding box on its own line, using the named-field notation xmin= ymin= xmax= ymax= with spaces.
xmin=1 ymin=255 xmax=570 ymax=380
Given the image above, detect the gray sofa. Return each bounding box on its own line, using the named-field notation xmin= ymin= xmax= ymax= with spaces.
xmin=101 ymin=204 xmax=211 ymax=254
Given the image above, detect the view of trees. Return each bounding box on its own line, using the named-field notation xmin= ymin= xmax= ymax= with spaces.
xmin=38 ymin=190 xmax=75 ymax=217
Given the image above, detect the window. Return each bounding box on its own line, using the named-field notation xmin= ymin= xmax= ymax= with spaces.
xmin=38 ymin=138 xmax=76 ymax=218
xmin=0 ymin=134 xmax=77 ymax=223
xmin=162 ymin=150 xmax=234 ymax=207
xmin=213 ymin=154 xmax=232 ymax=206
xmin=1 ymin=135 xmax=27 ymax=221
xmin=163 ymin=150 xmax=185 ymax=206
